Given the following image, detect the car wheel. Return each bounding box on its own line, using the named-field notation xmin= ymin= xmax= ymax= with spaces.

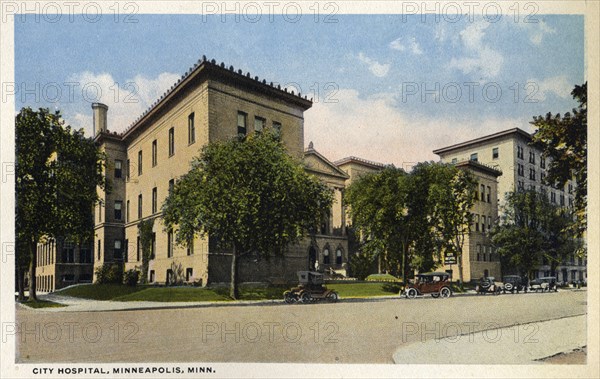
xmin=439 ymin=287 xmax=451 ymax=298
xmin=326 ymin=292 xmax=339 ymax=303
xmin=406 ymin=288 xmax=418 ymax=299
xmin=300 ymin=292 xmax=311 ymax=303
xmin=283 ymin=291 xmax=295 ymax=304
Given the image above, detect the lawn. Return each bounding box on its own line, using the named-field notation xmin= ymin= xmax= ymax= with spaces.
xmin=57 ymin=283 xmax=145 ymax=300
xmin=55 ymin=282 xmax=399 ymax=302
xmin=20 ymin=299 xmax=66 ymax=309
xmin=326 ymin=282 xmax=400 ymax=298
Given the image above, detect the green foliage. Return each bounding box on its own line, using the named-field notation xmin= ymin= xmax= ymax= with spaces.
xmin=95 ymin=263 xmax=124 ymax=284
xmin=531 ymin=82 xmax=587 ymax=237
xmin=345 ymin=162 xmax=476 ymax=282
xmin=123 ymin=269 xmax=140 ymax=287
xmin=349 ymin=252 xmax=376 ymax=280
xmin=137 ymin=219 xmax=155 ymax=284
xmin=490 ymin=190 xmax=579 ymax=278
xmin=16 ymin=107 xmax=105 ymax=300
xmin=167 ymin=262 xmax=185 ymax=286
xmin=162 ymin=132 xmax=333 ymax=299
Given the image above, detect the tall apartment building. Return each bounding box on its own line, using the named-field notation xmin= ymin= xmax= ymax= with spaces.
xmin=92 ymin=57 xmax=350 ymax=285
xmin=433 ymin=128 xmax=585 ymax=283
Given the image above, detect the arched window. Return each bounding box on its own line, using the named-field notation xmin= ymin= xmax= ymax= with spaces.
xmin=336 ymin=248 xmax=343 ymax=264
xmin=323 ymin=248 xmax=330 ymax=264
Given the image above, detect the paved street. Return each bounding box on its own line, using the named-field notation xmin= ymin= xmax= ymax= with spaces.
xmin=16 ymin=290 xmax=586 ymax=364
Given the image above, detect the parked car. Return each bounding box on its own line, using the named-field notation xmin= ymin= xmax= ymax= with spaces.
xmin=283 ymin=271 xmax=339 ymax=303
xmin=502 ymin=275 xmax=528 ymax=293
xmin=530 ymin=276 xmax=558 ymax=292
xmin=404 ymin=272 xmax=452 ymax=299
xmin=475 ymin=276 xmax=503 ymax=295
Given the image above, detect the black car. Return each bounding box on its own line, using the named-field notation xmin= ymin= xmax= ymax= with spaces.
xmin=502 ymin=275 xmax=528 ymax=293
xmin=529 ymin=276 xmax=558 ymax=292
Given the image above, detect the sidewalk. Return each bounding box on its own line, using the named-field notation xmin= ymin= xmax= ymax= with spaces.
xmin=392 ymin=314 xmax=587 ymax=364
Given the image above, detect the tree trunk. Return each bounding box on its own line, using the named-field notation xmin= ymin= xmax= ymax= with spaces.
xmin=28 ymin=240 xmax=37 ymax=301
xmin=401 ymin=245 xmax=408 ymax=285
xmin=17 ymin=268 xmax=25 ymax=302
xmin=229 ymin=245 xmax=239 ymax=300
xmin=457 ymin=250 xmax=464 ymax=289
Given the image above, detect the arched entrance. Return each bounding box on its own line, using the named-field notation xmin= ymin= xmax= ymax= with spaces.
xmin=308 ymin=246 xmax=317 ymax=271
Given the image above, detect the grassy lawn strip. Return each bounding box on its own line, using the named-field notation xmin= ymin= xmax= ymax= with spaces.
xmin=113 ymin=287 xmax=229 ymax=302
xmin=326 ymin=282 xmax=399 ymax=298
xmin=57 ymin=284 xmax=145 ymax=300
xmin=21 ymin=299 xmax=66 ymax=309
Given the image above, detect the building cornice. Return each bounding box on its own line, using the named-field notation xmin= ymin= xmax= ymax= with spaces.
xmin=433 ymin=128 xmax=533 ymax=155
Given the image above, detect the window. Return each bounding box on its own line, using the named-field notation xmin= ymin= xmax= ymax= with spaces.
xmin=529 ymin=168 xmax=536 ymax=180
xmin=480 ymin=184 xmax=485 ymax=201
xmin=475 ymin=215 xmax=480 ymax=231
xmin=568 ymin=184 xmax=573 ymax=194
xmin=151 ymin=233 xmax=156 ymax=259
xmin=551 ymin=192 xmax=556 ymax=203
xmin=254 ymin=116 xmax=265 ymax=133
xmin=114 ymin=201 xmax=122 ymax=220
xmin=517 ymin=164 xmax=524 ymax=176
xmin=540 ymin=156 xmax=546 ymax=169
xmin=169 ymin=179 xmax=175 ymax=194
xmin=138 ymin=151 xmax=143 ymax=175
xmin=152 ymin=140 xmax=157 ymax=167
xmin=97 ymin=239 xmax=101 ymax=260
xmin=492 ymin=147 xmax=499 ymax=159
xmin=336 ymin=249 xmax=343 ymax=265
xmin=115 ymin=160 xmax=122 ymax=178
xmin=451 ymin=158 xmax=457 ymax=164
xmin=126 ymin=159 xmax=130 ymax=180
xmin=541 ymin=172 xmax=546 ymax=183
xmin=323 ymin=248 xmax=330 ymax=264
xmin=152 ymin=187 xmax=157 ymax=214
xmin=560 ymin=194 xmax=565 ymax=206
xmin=168 ymin=127 xmax=175 ymax=156
xmin=470 ymin=153 xmax=478 ymax=162
xmin=486 ymin=186 xmax=491 ymax=203
xmin=488 ymin=216 xmax=492 ymax=230
xmin=149 ymin=270 xmax=155 ymax=283
xmin=126 ymin=200 xmax=130 ymax=222
xmin=273 ymin=121 xmax=282 ymax=137
xmin=98 ymin=202 xmax=102 ymax=222
xmin=529 ymin=150 xmax=535 ymax=164
xmin=518 ymin=180 xmax=524 ymax=191
xmin=167 ymin=230 xmax=173 ymax=258
xmin=237 ymin=111 xmax=247 ymax=135
xmin=136 ymin=236 xmax=140 ymax=261
xmin=188 ymin=112 xmax=195 ymax=144
xmin=481 ymin=218 xmax=486 ymax=233
xmin=62 ymin=241 xmax=75 ymax=263
xmin=186 ymin=268 xmax=193 ymax=282
xmin=138 ymin=194 xmax=143 ymax=219
xmin=517 ymin=145 xmax=524 ymax=159
xmin=114 ymin=240 xmax=122 ymax=260
xmin=187 ymin=238 xmax=194 ymax=256
xmin=80 ymin=244 xmax=92 ymax=263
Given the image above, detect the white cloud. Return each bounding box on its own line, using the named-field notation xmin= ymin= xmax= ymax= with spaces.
xmin=520 ymin=20 xmax=556 ymax=45
xmin=357 ymin=52 xmax=390 ymax=78
xmin=304 ymin=88 xmax=525 ymax=166
xmin=65 ymin=71 xmax=180 ymax=135
xmin=389 ymin=37 xmax=423 ymax=55
xmin=529 ymin=75 xmax=572 ymax=102
xmin=448 ymin=21 xmax=504 ymax=79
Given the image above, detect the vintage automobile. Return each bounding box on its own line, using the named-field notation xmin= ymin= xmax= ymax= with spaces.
xmin=502 ymin=275 xmax=528 ymax=294
xmin=283 ymin=271 xmax=339 ymax=303
xmin=404 ymin=272 xmax=452 ymax=299
xmin=529 ymin=276 xmax=558 ymax=292
xmin=475 ymin=276 xmax=503 ymax=295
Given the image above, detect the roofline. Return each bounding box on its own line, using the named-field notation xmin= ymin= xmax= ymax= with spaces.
xmin=304 ymin=148 xmax=350 ymax=179
xmin=454 ymin=159 xmax=503 ymax=177
xmin=333 ymin=156 xmax=387 ymax=170
xmin=121 ymin=56 xmax=313 ymax=141
xmin=433 ymin=128 xmax=533 ymax=155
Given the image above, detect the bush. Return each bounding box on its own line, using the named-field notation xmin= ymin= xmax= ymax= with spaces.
xmin=349 ymin=252 xmax=375 ymax=280
xmin=95 ymin=263 xmax=124 ymax=284
xmin=382 ymin=282 xmax=403 ymax=293
xmin=123 ymin=269 xmax=140 ymax=286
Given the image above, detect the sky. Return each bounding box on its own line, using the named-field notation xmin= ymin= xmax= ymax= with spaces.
xmin=14 ymin=13 xmax=584 ymax=166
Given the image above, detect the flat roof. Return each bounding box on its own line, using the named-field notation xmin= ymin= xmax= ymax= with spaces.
xmin=433 ymin=127 xmax=533 ymax=155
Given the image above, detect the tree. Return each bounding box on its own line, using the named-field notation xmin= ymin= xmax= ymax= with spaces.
xmin=16 ymin=107 xmax=105 ymax=301
xmin=531 ymin=82 xmax=587 ymax=237
xmin=490 ymin=190 xmax=578 ymax=278
xmin=162 ymin=132 xmax=333 ymax=299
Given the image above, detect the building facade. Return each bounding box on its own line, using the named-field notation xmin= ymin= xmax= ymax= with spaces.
xmin=91 ymin=57 xmax=353 ymax=286
xmin=34 ymin=238 xmax=93 ymax=292
xmin=433 ymin=128 xmax=585 ymax=283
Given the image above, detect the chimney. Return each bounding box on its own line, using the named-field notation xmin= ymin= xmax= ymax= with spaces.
xmin=92 ymin=103 xmax=108 ymax=136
